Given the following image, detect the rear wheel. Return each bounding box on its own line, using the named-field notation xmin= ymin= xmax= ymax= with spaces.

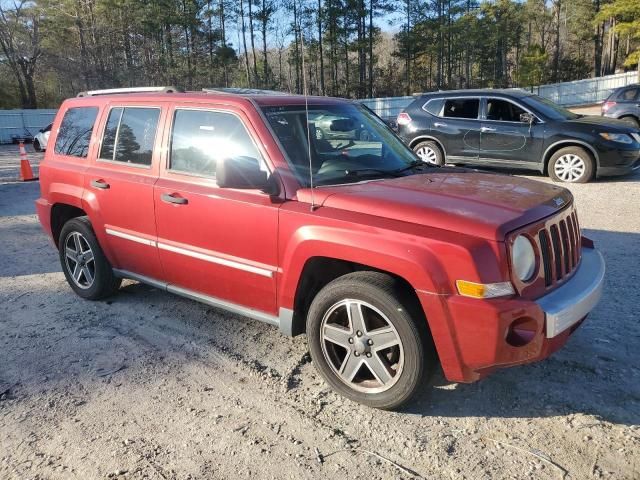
xmin=33 ymin=139 xmax=41 ymax=152
xmin=548 ymin=146 xmax=594 ymax=183
xmin=306 ymin=271 xmax=435 ymax=409
xmin=413 ymin=140 xmax=444 ymax=166
xmin=620 ymin=116 xmax=640 ymax=128
xmin=58 ymin=217 xmax=121 ymax=300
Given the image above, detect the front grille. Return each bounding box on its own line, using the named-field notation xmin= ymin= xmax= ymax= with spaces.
xmin=536 ymin=209 xmax=581 ymax=288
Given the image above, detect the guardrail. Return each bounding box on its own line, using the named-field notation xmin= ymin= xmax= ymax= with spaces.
xmin=0 ymin=109 xmax=57 ymax=144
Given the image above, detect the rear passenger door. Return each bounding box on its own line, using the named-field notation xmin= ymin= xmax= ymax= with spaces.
xmin=153 ymin=105 xmax=280 ymax=316
xmin=83 ymin=104 xmax=166 ymax=281
xmin=430 ymin=97 xmax=480 ymax=163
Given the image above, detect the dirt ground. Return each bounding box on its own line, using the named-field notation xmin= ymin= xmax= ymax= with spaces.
xmin=0 ymin=144 xmax=638 ymax=480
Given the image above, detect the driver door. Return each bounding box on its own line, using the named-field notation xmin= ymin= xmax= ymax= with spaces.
xmin=153 ymin=104 xmax=280 ymax=315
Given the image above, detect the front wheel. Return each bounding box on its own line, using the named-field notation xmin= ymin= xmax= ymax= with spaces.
xmin=58 ymin=217 xmax=121 ymax=300
xmin=548 ymin=146 xmax=595 ymax=183
xmin=306 ymin=271 xmax=435 ymax=410
xmin=33 ymin=139 xmax=41 ymax=152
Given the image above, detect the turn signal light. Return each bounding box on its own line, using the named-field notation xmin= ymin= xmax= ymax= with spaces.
xmin=456 ymin=280 xmax=515 ymax=299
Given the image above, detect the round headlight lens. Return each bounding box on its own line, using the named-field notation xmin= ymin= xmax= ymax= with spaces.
xmin=512 ymin=235 xmax=536 ymax=282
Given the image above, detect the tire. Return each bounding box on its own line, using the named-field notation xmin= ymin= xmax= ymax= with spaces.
xmin=620 ymin=116 xmax=640 ymax=128
xmin=58 ymin=217 xmax=121 ymax=300
xmin=548 ymin=146 xmax=595 ymax=183
xmin=413 ymin=140 xmax=444 ymax=166
xmin=33 ymin=139 xmax=41 ymax=152
xmin=306 ymin=271 xmax=436 ymax=410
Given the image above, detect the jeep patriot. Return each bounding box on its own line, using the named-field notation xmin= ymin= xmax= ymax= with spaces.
xmin=36 ymin=87 xmax=605 ymax=409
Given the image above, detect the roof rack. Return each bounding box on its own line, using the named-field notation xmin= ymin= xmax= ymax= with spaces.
xmin=202 ymin=87 xmax=290 ymax=96
xmin=77 ymin=86 xmax=184 ymax=97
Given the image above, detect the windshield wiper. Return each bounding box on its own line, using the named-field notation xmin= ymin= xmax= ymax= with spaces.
xmin=391 ymin=160 xmax=431 ymax=174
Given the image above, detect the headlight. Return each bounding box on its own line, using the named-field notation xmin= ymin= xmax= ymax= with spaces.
xmin=512 ymin=235 xmax=536 ymax=282
xmin=599 ymin=132 xmax=633 ymax=144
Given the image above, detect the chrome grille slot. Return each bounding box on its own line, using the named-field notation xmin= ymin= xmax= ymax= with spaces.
xmin=536 ymin=208 xmax=582 ymax=288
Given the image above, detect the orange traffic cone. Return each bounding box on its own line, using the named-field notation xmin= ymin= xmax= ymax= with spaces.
xmin=19 ymin=141 xmax=37 ymax=181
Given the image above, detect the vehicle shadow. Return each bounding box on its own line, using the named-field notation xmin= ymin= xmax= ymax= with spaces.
xmin=466 ymin=164 xmax=640 ymax=184
xmin=404 ymin=227 xmax=639 ymax=427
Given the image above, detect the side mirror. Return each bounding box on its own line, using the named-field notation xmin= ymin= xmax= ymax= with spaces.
xmin=217 ymin=156 xmax=269 ymax=190
xmin=520 ymin=113 xmax=535 ymax=124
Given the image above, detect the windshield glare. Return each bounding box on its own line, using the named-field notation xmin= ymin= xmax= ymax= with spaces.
xmin=261 ymin=103 xmax=422 ymax=186
xmin=522 ymin=95 xmax=579 ymax=121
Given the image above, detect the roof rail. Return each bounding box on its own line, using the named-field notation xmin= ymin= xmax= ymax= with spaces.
xmin=77 ymin=86 xmax=184 ymax=97
xmin=202 ymin=87 xmax=290 ymax=96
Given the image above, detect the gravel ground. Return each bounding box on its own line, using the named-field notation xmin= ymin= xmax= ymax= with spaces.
xmin=0 ymin=145 xmax=638 ymax=480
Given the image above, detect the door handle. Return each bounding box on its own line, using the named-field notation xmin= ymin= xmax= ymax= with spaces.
xmin=433 ymin=122 xmax=447 ymax=128
xmin=161 ymin=193 xmax=188 ymax=205
xmin=91 ymin=179 xmax=110 ymax=189
xmin=481 ymin=126 xmax=496 ymax=133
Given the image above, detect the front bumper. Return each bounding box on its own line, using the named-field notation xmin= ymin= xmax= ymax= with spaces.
xmin=417 ymin=246 xmax=605 ymax=383
xmin=537 ymin=248 xmax=605 ymax=337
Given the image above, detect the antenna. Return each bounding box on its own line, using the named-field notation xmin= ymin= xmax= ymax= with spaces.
xmin=299 ymin=13 xmax=316 ymax=211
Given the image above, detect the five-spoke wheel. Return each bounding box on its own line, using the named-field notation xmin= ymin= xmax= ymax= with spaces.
xmin=307 ymin=271 xmax=435 ymax=409
xmin=58 ymin=217 xmax=121 ymax=300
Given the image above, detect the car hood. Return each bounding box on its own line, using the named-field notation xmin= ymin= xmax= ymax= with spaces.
xmin=296 ymin=169 xmax=573 ymax=241
xmin=564 ymin=115 xmax=636 ymax=132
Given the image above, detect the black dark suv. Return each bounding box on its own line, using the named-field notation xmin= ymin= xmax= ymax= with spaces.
xmin=602 ymin=84 xmax=640 ymax=128
xmin=397 ymin=89 xmax=640 ymax=183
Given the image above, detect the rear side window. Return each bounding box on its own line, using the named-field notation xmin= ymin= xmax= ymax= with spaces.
xmin=442 ymin=98 xmax=480 ymax=119
xmin=99 ymin=107 xmax=160 ymax=166
xmin=169 ymin=109 xmax=263 ymax=178
xmin=423 ymin=98 xmax=444 ymax=116
xmin=619 ymin=88 xmax=639 ymax=101
xmin=54 ymin=107 xmax=98 ymax=158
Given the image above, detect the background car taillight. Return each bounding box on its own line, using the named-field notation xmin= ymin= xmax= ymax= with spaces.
xmin=396 ymin=112 xmax=412 ymax=126
xmin=602 ymin=101 xmax=616 ymax=113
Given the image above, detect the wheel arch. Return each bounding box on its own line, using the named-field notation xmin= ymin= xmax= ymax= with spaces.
xmin=408 ymin=135 xmax=447 ymax=158
xmin=50 ymin=203 xmax=88 ymax=247
xmin=288 ymin=256 xmax=425 ymax=338
xmin=542 ymin=140 xmax=600 ymax=173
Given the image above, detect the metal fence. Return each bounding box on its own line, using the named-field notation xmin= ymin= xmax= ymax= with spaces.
xmin=0 ymin=109 xmax=57 ymax=144
xmin=358 ymin=71 xmax=639 ymax=120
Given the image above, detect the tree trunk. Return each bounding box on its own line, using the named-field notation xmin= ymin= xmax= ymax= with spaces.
xmin=318 ymin=0 xmax=325 ymax=95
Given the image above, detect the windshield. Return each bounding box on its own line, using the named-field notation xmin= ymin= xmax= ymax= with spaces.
xmin=521 ymin=95 xmax=579 ymax=121
xmin=260 ymin=103 xmax=425 ymax=186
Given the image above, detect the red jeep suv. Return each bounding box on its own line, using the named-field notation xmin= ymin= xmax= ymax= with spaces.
xmin=36 ymin=87 xmax=605 ymax=409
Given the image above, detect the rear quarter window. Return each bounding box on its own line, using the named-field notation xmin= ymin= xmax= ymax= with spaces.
xmin=54 ymin=107 xmax=99 ymax=158
xmin=423 ymin=98 xmax=444 ymax=116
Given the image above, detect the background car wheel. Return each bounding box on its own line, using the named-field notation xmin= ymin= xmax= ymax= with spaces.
xmin=620 ymin=116 xmax=640 ymax=128
xmin=548 ymin=146 xmax=594 ymax=183
xmin=413 ymin=140 xmax=444 ymax=166
xmin=58 ymin=217 xmax=121 ymax=300
xmin=306 ymin=271 xmax=436 ymax=410
xmin=33 ymin=139 xmax=41 ymax=152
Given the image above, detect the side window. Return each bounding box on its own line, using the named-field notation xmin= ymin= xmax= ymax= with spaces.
xmin=620 ymin=88 xmax=639 ymax=101
xmin=169 ymin=109 xmax=264 ymax=178
xmin=486 ymin=99 xmax=528 ymax=122
xmin=54 ymin=107 xmax=99 ymax=158
xmin=423 ymin=98 xmax=444 ymax=116
xmin=99 ymin=107 xmax=160 ymax=166
xmin=442 ymin=98 xmax=479 ymax=119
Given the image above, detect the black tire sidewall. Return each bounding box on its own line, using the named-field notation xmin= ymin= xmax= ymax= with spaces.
xmin=548 ymin=146 xmax=594 ymax=183
xmin=33 ymin=140 xmax=41 ymax=152
xmin=413 ymin=140 xmax=444 ymax=166
xmin=58 ymin=217 xmax=120 ymax=300
xmin=306 ymin=272 xmax=431 ymax=409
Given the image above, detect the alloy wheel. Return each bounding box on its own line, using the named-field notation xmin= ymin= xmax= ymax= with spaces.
xmin=415 ymin=145 xmax=438 ymax=165
xmin=320 ymin=299 xmax=404 ymax=394
xmin=554 ymin=153 xmax=586 ymax=182
xmin=64 ymin=231 xmax=96 ymax=289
